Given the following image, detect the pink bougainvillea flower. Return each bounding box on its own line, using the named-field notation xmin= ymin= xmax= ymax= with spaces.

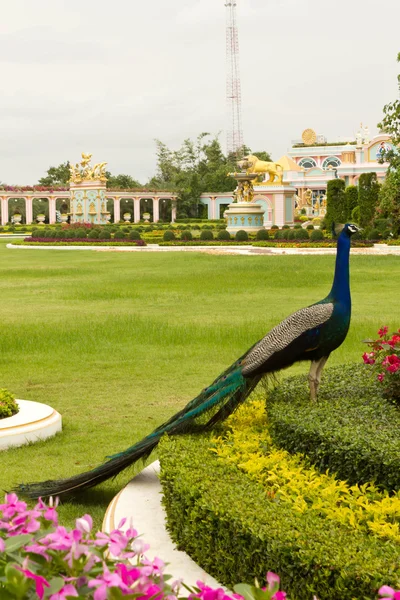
xmin=50 ymin=583 xmax=79 ymax=600
xmin=378 ymin=585 xmax=400 ymax=599
xmin=17 ymin=568 xmax=50 ymax=600
xmin=378 ymin=373 xmax=385 ymax=382
xmin=75 ymin=514 xmax=93 ymax=533
xmin=0 ymin=493 xmax=27 ymax=519
xmin=378 ymin=326 xmax=389 ymax=338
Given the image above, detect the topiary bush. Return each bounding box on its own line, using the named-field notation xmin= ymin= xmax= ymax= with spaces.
xmin=114 ymin=230 xmax=126 ymax=239
xmin=368 ymin=228 xmax=381 ymax=240
xmin=306 ymin=224 xmax=314 ymax=230
xmin=274 ymin=230 xmax=282 ymax=240
xmin=310 ymin=229 xmax=324 ymax=241
xmin=268 ymin=363 xmax=400 ymax=492
xmin=163 ymin=230 xmax=176 ymax=241
xmin=235 ymin=230 xmax=248 ymax=242
xmin=180 ymin=230 xmax=193 ymax=241
xmin=88 ymin=230 xmax=99 ymax=239
xmin=256 ymin=229 xmax=269 ymax=240
xmin=270 ymin=225 xmax=279 ymax=230
xmin=0 ymin=389 xmax=19 ymax=419
xmin=74 ymin=228 xmax=87 ymax=239
xmin=129 ymin=230 xmax=141 ymax=240
xmin=293 ymin=228 xmax=309 ymax=240
xmin=200 ymin=229 xmax=214 ymax=241
xmin=101 ymin=230 xmax=112 ymax=239
xmin=217 ymin=229 xmax=231 ymax=241
xmin=294 ymin=223 xmax=302 ymax=229
xmin=351 ymin=205 xmax=360 ymax=223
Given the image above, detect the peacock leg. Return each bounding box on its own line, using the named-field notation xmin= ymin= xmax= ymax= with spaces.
xmin=308 ymin=360 xmax=319 ymax=401
xmin=315 ymin=355 xmax=330 ymax=396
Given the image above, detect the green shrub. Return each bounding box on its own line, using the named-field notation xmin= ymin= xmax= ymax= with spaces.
xmin=129 ymin=230 xmax=141 ymax=240
xmin=310 ymin=229 xmax=324 ymax=241
xmin=268 ymin=364 xmax=400 ymax=492
xmin=56 ymin=230 xmax=66 ymax=239
xmin=65 ymin=230 xmax=75 ymax=239
xmin=144 ymin=226 xmax=153 ymax=232
xmin=201 ymin=224 xmax=213 ymax=230
xmin=270 ymin=225 xmax=279 ymax=230
xmin=192 ymin=224 xmax=201 ymax=230
xmin=282 ymin=225 xmax=290 ymax=229
xmin=345 ymin=185 xmax=359 ymax=220
xmin=114 ymin=231 xmax=126 ymax=239
xmin=74 ymin=228 xmax=87 ymax=239
xmin=293 ymin=228 xmax=309 ymax=240
xmin=159 ymin=432 xmax=400 ymax=598
xmin=101 ymin=230 xmax=112 ymax=240
xmin=351 ymin=205 xmax=360 ymax=223
xmin=359 ymin=172 xmax=380 ymax=228
xmin=368 ymin=228 xmax=381 ymax=240
xmin=200 ymin=229 xmax=214 ymax=241
xmin=274 ymin=230 xmax=282 ymax=240
xmin=306 ymin=224 xmax=314 ymax=230
xmin=235 ymin=230 xmax=248 ymax=242
xmin=0 ymin=389 xmax=19 ymax=419
xmin=256 ymin=229 xmax=269 ymax=240
xmin=88 ymin=230 xmax=99 ymax=239
xmin=163 ymin=230 xmax=176 ymax=241
xmin=217 ymin=230 xmax=231 ymax=241
xmin=287 ymin=229 xmax=295 ymax=240
xmin=294 ymin=223 xmax=302 ymax=229
xmin=180 ymin=230 xmax=193 ymax=241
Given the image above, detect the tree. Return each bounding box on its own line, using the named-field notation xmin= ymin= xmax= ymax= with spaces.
xmin=38 ymin=162 xmax=70 ymax=186
xmin=106 ymin=174 xmax=142 ymax=189
xmin=345 ymin=186 xmax=359 ymax=221
xmin=325 ymin=179 xmax=346 ymax=230
xmin=358 ymin=173 xmax=380 ymax=228
xmin=377 ymin=51 xmax=400 ymax=234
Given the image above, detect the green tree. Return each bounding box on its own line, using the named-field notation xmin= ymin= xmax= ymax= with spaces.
xmin=345 ymin=185 xmax=359 ymax=221
xmin=325 ymin=179 xmax=346 ymax=230
xmin=377 ymin=51 xmax=400 ymax=234
xmin=38 ymin=162 xmax=70 ymax=186
xmin=106 ymin=174 xmax=142 ymax=189
xmin=358 ymin=173 xmax=380 ymax=228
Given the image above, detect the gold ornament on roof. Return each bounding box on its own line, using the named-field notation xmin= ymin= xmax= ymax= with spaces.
xmin=302 ymin=128 xmax=317 ymax=146
xmin=69 ymin=153 xmax=108 ymax=183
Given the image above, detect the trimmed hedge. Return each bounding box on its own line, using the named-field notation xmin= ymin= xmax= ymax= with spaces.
xmin=159 ymin=433 xmax=400 ymax=599
xmin=267 ymin=364 xmax=400 ymax=492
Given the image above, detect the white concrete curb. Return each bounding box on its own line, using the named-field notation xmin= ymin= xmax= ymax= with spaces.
xmin=102 ymin=461 xmax=223 ymax=589
xmin=0 ymin=399 xmax=62 ymax=450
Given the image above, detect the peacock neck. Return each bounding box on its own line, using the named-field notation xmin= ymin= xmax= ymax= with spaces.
xmin=329 ymin=232 xmax=351 ymax=306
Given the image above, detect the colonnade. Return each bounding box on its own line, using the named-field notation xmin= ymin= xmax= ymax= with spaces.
xmin=0 ymin=193 xmax=177 ymax=226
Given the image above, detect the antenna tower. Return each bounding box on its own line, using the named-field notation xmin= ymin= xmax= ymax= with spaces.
xmin=225 ymin=1 xmax=243 ymax=157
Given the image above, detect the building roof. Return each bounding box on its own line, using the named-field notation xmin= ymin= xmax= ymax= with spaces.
xmin=277 ymin=155 xmax=303 ymax=172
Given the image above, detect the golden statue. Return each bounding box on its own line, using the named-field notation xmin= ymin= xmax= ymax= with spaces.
xmin=242 ymin=180 xmax=254 ymax=203
xmin=69 ymin=153 xmax=108 ymax=183
xmin=241 ymin=155 xmax=283 ymax=185
xmin=304 ymin=189 xmax=313 ymax=206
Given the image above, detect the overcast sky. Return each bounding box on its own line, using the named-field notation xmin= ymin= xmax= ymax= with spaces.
xmin=1 ymin=0 xmax=399 ymax=185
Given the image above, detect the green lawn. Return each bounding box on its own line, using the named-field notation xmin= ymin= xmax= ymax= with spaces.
xmin=0 ymin=239 xmax=398 ymax=529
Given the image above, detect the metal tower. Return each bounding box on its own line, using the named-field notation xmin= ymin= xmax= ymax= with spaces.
xmin=225 ymin=1 xmax=243 ymax=157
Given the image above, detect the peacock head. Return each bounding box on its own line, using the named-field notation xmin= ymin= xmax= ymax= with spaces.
xmin=334 ymin=223 xmax=361 ymax=238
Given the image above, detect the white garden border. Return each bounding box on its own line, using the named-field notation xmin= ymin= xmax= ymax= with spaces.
xmin=0 ymin=399 xmax=62 ymax=450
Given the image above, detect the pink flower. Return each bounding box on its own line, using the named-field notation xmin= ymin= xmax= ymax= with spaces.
xmin=0 ymin=493 xmax=27 ymax=518
xmin=378 ymin=373 xmax=385 ymax=382
xmin=17 ymin=568 xmax=50 ymax=600
xmin=379 ymin=585 xmax=400 ymax=599
xmin=50 ymin=584 xmax=79 ymax=600
xmin=75 ymin=514 xmax=92 ymax=533
xmin=362 ymin=352 xmax=375 ymax=365
xmin=88 ymin=565 xmax=130 ymax=600
xmin=378 ymin=326 xmax=389 ymax=338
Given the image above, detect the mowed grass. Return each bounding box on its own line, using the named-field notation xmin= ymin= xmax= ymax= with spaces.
xmin=0 ymin=239 xmax=399 ymax=529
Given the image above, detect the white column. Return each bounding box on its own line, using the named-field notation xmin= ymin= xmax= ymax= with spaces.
xmin=113 ymin=198 xmax=120 ymax=223
xmin=25 ymin=197 xmax=33 ymax=224
xmin=153 ymin=198 xmax=159 ymax=223
xmin=210 ymin=196 xmax=216 ymax=219
xmin=274 ymin=192 xmax=285 ymax=227
xmin=1 ymin=198 xmax=9 ymax=225
xmin=134 ymin=198 xmax=140 ymax=223
xmin=49 ymin=197 xmax=56 ymax=224
xmin=171 ymin=200 xmax=177 ymax=223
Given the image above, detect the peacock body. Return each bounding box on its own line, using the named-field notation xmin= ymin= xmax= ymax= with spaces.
xmin=17 ymin=223 xmax=359 ymax=499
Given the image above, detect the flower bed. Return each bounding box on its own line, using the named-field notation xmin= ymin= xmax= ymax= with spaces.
xmin=21 ymin=238 xmax=146 ymax=247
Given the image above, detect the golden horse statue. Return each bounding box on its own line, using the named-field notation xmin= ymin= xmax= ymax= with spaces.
xmin=241 ymin=155 xmax=284 ymax=184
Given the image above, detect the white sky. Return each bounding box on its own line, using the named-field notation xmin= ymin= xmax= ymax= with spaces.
xmin=0 ymin=0 xmax=399 ymax=185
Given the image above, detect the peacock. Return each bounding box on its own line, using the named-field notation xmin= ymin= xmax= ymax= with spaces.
xmin=17 ymin=223 xmax=360 ymax=499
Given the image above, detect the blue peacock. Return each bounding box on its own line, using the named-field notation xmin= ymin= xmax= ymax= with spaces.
xmin=17 ymin=223 xmax=360 ymax=499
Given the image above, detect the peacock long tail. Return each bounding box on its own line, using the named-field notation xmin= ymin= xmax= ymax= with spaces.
xmin=16 ymin=355 xmax=262 ymax=499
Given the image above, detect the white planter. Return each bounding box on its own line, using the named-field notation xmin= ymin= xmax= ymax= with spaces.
xmin=0 ymin=400 xmax=62 ymax=450
xmin=36 ymin=214 xmax=46 ymax=224
xmin=60 ymin=214 xmax=68 ymax=223
xmin=143 ymin=212 xmax=151 ymax=223
xmin=13 ymin=214 xmax=22 ymax=224
xmin=123 ymin=212 xmax=131 ymax=222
